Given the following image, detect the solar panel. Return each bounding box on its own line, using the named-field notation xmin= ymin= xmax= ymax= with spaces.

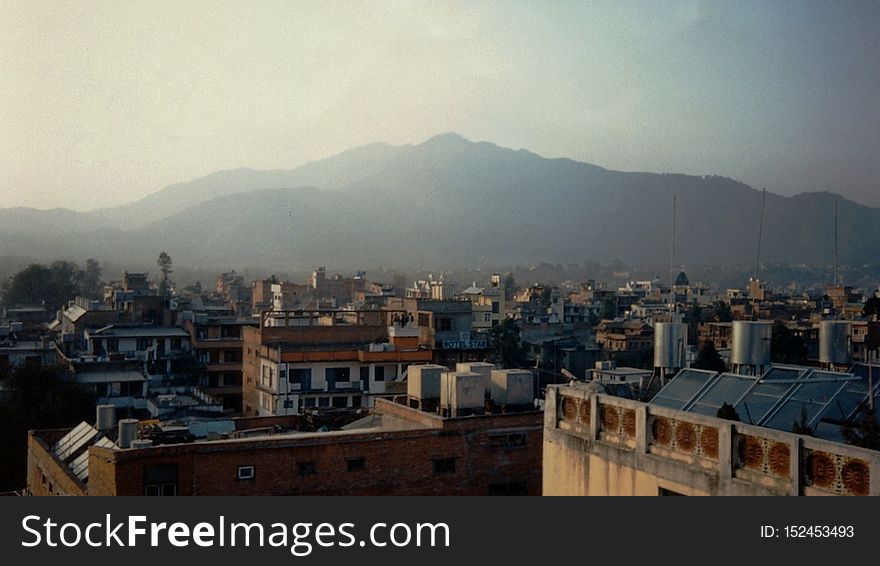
xmin=763 ymin=379 xmax=850 ymax=429
xmin=735 ymin=380 xmax=797 ymax=424
xmin=687 ymin=373 xmax=757 ymax=415
xmin=53 ymin=422 xmax=98 ymax=461
xmin=651 ymin=369 xmax=718 ymax=410
xmin=762 ymin=367 xmax=808 ymax=381
xmin=70 ymin=436 xmax=115 ymax=481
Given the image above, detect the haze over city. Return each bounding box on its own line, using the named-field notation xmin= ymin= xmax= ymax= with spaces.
xmin=2 ymin=0 xmax=880 ymax=212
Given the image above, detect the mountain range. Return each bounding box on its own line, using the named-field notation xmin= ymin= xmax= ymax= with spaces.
xmin=1 ymin=133 xmax=877 ymax=271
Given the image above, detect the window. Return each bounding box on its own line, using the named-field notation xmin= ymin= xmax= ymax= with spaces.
xmin=298 ymin=462 xmax=317 ymax=476
xmin=283 ymin=398 xmax=295 ymax=409
xmin=237 ymin=465 xmax=255 ymax=480
xmin=489 ymin=433 xmax=527 ymax=448
xmin=318 ymin=397 xmax=329 ymax=408
xmin=144 ymin=464 xmax=178 ymax=495
xmin=359 ymin=366 xmax=369 ymax=382
xmin=303 ymin=397 xmax=316 ymax=408
xmin=492 ymin=301 xmax=500 ymax=314
xmin=332 ymin=396 xmax=347 ymax=408
xmin=144 ymin=483 xmax=177 ymax=496
xmin=347 ymin=457 xmax=365 ymax=472
xmin=433 ymin=458 xmax=456 ymax=475
xmin=290 ymin=368 xmax=311 ymax=385
xmin=374 ymin=366 xmax=385 ymax=381
xmin=351 ymin=396 xmax=362 ymax=408
xmin=488 ymin=481 xmax=528 ymax=496
xmin=438 ymin=318 xmax=453 ymax=331
xmin=137 ymin=338 xmax=152 ymax=351
xmin=171 ymin=338 xmax=182 ymax=350
xmin=326 ymin=367 xmax=350 ymax=381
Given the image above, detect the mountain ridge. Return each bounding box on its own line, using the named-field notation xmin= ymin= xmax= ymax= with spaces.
xmin=1 ymin=134 xmax=877 ymax=271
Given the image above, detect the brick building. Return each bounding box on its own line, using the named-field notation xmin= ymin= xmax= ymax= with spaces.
xmin=27 ymin=397 xmax=542 ymax=496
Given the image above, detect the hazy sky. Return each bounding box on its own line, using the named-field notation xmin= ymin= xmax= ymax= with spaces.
xmin=2 ymin=0 xmax=879 ymax=211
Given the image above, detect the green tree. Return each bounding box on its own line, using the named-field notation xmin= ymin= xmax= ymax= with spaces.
xmin=539 ymin=287 xmax=552 ymax=310
xmin=489 ymin=318 xmax=529 ymax=369
xmin=863 ymin=297 xmax=880 ymax=319
xmin=771 ymin=321 xmax=807 ymax=364
xmin=684 ymin=303 xmax=703 ymax=346
xmin=791 ymin=406 xmax=815 ymax=436
xmin=81 ymin=258 xmax=103 ymax=299
xmin=716 ymin=402 xmax=740 ymax=421
xmin=503 ymin=272 xmax=517 ymax=301
xmin=708 ymin=300 xmax=733 ymax=323
xmin=0 ymin=363 xmax=96 ymax=491
xmin=599 ymin=296 xmax=616 ymax=320
xmin=843 ymin=410 xmax=880 ymax=450
xmin=157 ymin=251 xmax=173 ymax=296
xmin=2 ymin=261 xmax=84 ymax=311
xmin=693 ymin=342 xmax=727 ymax=373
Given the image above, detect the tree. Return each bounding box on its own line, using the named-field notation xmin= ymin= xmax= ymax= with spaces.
xmin=0 ymin=363 xmax=96 ymax=491
xmin=503 ymin=272 xmax=517 ymax=301
xmin=843 ymin=410 xmax=880 ymax=450
xmin=771 ymin=321 xmax=807 ymax=364
xmin=538 ymin=287 xmax=552 ymax=310
xmin=693 ymin=342 xmax=726 ymax=373
xmin=708 ymin=300 xmax=733 ymax=323
xmin=791 ymin=406 xmax=815 ymax=436
xmin=157 ymin=251 xmax=173 ymax=295
xmin=488 ymin=318 xmax=529 ymax=369
xmin=2 ymin=261 xmax=84 ymax=311
xmin=683 ymin=303 xmax=703 ymax=346
xmin=599 ymin=296 xmax=616 ymax=320
xmin=82 ymin=258 xmax=103 ymax=299
xmin=716 ymin=402 xmax=740 ymax=421
xmin=863 ymin=297 xmax=880 ymax=319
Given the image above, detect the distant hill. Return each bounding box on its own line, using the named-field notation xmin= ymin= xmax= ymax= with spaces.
xmin=2 ymin=133 xmax=877 ymax=270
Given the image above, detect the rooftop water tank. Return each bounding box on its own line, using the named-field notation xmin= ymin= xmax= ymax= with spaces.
xmin=731 ymin=321 xmax=772 ymax=369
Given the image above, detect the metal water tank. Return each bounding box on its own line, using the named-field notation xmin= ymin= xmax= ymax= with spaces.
xmin=95 ymin=404 xmax=116 ymax=432
xmin=731 ymin=321 xmax=772 ymax=368
xmin=819 ymin=321 xmax=851 ymax=365
xmin=653 ymin=322 xmax=687 ymax=369
xmin=118 ymin=419 xmax=138 ymax=449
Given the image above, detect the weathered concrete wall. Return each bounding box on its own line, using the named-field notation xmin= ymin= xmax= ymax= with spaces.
xmin=543 ymin=385 xmax=880 ymax=496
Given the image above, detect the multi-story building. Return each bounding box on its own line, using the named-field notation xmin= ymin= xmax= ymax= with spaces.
xmin=184 ymin=315 xmax=258 ymax=413
xmin=83 ymin=325 xmax=191 ymax=376
xmin=242 ymin=310 xmax=432 ymax=416
xmin=595 ymin=320 xmax=654 ymax=352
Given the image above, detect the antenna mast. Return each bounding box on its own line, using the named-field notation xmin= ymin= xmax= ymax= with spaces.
xmin=754 ymin=188 xmax=766 ymax=282
xmin=670 ymin=194 xmax=677 ymax=287
xmin=834 ymin=200 xmax=839 ymax=285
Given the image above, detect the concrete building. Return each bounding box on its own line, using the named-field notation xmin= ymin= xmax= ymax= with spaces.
xmin=183 ymin=316 xmax=258 ymax=413
xmin=595 ymin=320 xmax=653 ymax=352
xmin=543 ymin=383 xmax=879 ymax=496
xmin=0 ymin=336 xmax=56 ymax=369
xmin=83 ymin=325 xmax=191 ymax=376
xmin=28 ymin=395 xmax=542 ymax=496
xmin=242 ymin=310 xmax=432 ymax=416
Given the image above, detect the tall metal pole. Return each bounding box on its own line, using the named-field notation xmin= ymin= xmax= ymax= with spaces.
xmin=755 ymin=188 xmax=766 ymax=282
xmin=834 ymin=200 xmax=839 ymax=286
xmin=670 ymin=194 xmax=676 ymax=288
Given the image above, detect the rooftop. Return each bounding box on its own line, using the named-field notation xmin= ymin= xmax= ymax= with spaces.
xmin=651 ymin=364 xmax=880 ymax=441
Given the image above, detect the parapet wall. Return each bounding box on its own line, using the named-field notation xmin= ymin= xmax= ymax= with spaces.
xmin=543 ymin=385 xmax=879 ymax=496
